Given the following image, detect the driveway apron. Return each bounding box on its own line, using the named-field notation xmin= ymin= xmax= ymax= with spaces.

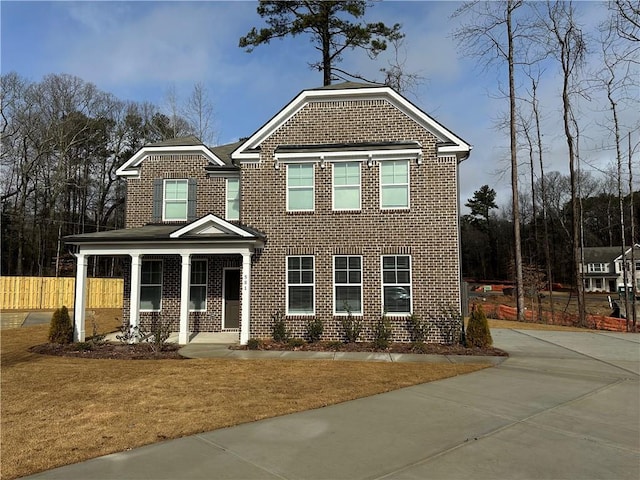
xmin=23 ymin=329 xmax=640 ymax=480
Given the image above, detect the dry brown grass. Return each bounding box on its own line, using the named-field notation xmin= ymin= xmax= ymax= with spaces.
xmin=1 ymin=309 xmax=488 ymax=480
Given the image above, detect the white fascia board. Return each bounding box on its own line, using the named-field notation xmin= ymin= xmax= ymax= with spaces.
xmin=275 ymin=148 xmax=422 ymax=163
xmin=75 ymin=244 xmax=256 ymax=257
xmin=116 ymin=145 xmax=225 ymax=177
xmin=170 ymin=214 xmax=253 ymax=238
xmin=232 ymin=86 xmax=472 ymax=163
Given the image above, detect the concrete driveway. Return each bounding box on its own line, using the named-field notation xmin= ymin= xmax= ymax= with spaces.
xmin=23 ymin=329 xmax=640 ymax=480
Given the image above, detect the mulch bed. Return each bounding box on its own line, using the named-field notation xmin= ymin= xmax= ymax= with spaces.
xmin=29 ymin=342 xmax=186 ymax=360
xmin=29 ymin=340 xmax=507 ymax=360
xmin=232 ymin=340 xmax=508 ymax=356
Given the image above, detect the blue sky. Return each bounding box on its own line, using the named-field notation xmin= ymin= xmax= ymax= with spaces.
xmin=1 ymin=1 xmax=637 ymax=209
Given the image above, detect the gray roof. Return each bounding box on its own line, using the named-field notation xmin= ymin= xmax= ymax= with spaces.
xmin=65 ymin=223 xmax=265 ymax=244
xmin=582 ymin=246 xmax=635 ymax=263
xmin=147 ymin=135 xmax=203 ymax=147
xmin=313 ymin=81 xmax=384 ymax=90
xmin=209 ymin=140 xmax=245 ymax=166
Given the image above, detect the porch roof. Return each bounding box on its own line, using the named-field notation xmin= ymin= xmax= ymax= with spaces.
xmin=64 ymin=222 xmax=266 ymax=245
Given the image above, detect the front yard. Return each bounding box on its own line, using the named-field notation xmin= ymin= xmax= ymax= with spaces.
xmin=1 ymin=309 xmax=488 ymax=480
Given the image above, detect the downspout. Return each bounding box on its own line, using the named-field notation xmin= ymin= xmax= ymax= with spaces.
xmin=457 ymin=148 xmax=472 ymax=344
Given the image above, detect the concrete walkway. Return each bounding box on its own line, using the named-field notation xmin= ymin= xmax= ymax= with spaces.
xmin=23 ymin=329 xmax=640 ymax=480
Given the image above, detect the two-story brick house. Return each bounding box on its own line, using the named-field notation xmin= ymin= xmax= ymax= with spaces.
xmin=66 ymin=82 xmax=471 ymax=345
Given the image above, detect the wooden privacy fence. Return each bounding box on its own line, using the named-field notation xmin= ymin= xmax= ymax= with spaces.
xmin=0 ymin=276 xmax=124 ymax=310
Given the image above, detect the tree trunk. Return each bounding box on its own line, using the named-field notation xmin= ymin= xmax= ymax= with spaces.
xmin=507 ymin=1 xmax=526 ymax=322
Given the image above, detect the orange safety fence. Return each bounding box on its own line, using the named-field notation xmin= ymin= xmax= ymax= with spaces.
xmin=478 ymin=303 xmax=633 ymax=332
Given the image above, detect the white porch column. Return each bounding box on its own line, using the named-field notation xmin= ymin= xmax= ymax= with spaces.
xmin=240 ymin=252 xmax=252 ymax=345
xmin=129 ymin=254 xmax=142 ymax=337
xmin=179 ymin=253 xmax=191 ymax=345
xmin=73 ymin=252 xmax=88 ymax=342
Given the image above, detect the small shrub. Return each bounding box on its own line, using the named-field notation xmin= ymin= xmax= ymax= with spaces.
xmin=73 ymin=342 xmax=93 ymax=352
xmin=287 ymin=338 xmax=306 ymax=348
xmin=247 ymin=338 xmax=262 ymax=350
xmin=116 ymin=324 xmax=139 ymax=344
xmin=326 ymin=341 xmax=343 ymax=351
xmin=271 ymin=310 xmax=290 ymax=343
xmin=466 ymin=304 xmax=493 ymax=348
xmin=407 ymin=313 xmax=428 ymax=343
xmin=372 ymin=310 xmax=392 ymax=350
xmin=341 ymin=303 xmax=362 ymax=343
xmin=142 ymin=316 xmax=173 ymax=355
xmin=89 ymin=318 xmax=106 ymax=345
xmin=410 ymin=342 xmax=428 ymax=354
xmin=305 ymin=318 xmax=324 ymax=343
xmin=48 ymin=306 xmax=73 ymax=344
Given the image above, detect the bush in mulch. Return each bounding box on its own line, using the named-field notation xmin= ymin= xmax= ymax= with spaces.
xmin=29 ymin=342 xmax=186 ymax=360
xmin=233 ymin=339 xmax=507 ymax=357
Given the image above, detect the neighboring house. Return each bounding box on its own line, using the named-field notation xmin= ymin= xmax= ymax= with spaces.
xmin=581 ymin=244 xmax=640 ymax=293
xmin=66 ymin=82 xmax=471 ymax=345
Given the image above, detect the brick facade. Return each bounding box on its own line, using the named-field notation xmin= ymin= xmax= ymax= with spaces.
xmin=118 ymin=87 xmax=466 ymax=343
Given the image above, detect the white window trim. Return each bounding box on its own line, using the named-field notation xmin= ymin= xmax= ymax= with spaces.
xmin=286 ymin=255 xmax=315 ymax=316
xmin=189 ymin=259 xmax=207 ymax=312
xmin=286 ymin=163 xmax=315 ymax=212
xmin=140 ymin=259 xmax=162 ymax=312
xmin=225 ymin=178 xmax=240 ymax=221
xmin=381 ymin=255 xmax=413 ymax=315
xmin=379 ymin=159 xmax=410 ymax=210
xmin=163 ymin=179 xmax=188 ymax=221
xmin=333 ymin=255 xmax=363 ymax=316
xmin=332 ymin=161 xmax=361 ymax=211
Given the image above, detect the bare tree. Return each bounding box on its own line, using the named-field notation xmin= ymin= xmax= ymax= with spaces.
xmin=183 ymin=82 xmax=217 ymax=145
xmin=537 ymin=0 xmax=588 ymax=326
xmin=453 ymin=0 xmax=537 ymax=321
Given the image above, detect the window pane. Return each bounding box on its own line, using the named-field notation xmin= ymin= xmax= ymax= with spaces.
xmin=190 ymin=261 xmax=207 ymax=284
xmin=288 ymin=286 xmax=313 ymax=314
xmin=335 ymin=257 xmax=347 ymax=269
xmin=289 ymin=188 xmax=313 ymax=210
xmin=301 ymin=271 xmax=313 ymax=284
xmin=165 ymin=201 xmax=187 ymax=220
xmin=288 ymin=164 xmax=313 ymax=186
xmin=288 ymin=257 xmax=300 ymax=270
xmin=382 ymin=185 xmax=408 ymax=208
xmin=288 ymin=271 xmax=300 ymax=284
xmin=189 ymin=286 xmax=206 ymax=310
xmin=140 ymin=286 xmax=161 ymax=310
xmin=397 ymin=271 xmax=410 ymax=283
xmin=335 ymin=187 xmax=359 ymax=209
xmin=384 ymin=286 xmax=411 ymax=313
xmin=383 ymin=271 xmax=396 ymax=284
xmin=301 ymin=257 xmax=313 ymax=269
xmin=349 ymin=257 xmax=361 ymax=269
xmin=383 ymin=257 xmax=396 ymax=269
xmin=348 ymin=270 xmax=361 ymax=283
xmin=336 ymin=286 xmax=361 ymax=313
xmin=335 ymin=270 xmax=347 ymax=283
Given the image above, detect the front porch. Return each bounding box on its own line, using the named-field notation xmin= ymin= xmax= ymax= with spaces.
xmin=65 ymin=215 xmax=265 ymax=346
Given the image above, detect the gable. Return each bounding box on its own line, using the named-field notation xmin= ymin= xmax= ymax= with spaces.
xmin=170 ymin=214 xmax=256 ymax=239
xmin=117 ymin=140 xmax=226 ymax=177
xmin=231 ymin=84 xmax=472 ymax=163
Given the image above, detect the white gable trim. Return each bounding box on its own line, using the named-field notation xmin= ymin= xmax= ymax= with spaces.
xmin=117 ymin=145 xmax=225 ymax=177
xmin=170 ymin=214 xmax=254 ymax=239
xmin=231 ymin=86 xmax=472 ymax=162
xmin=613 ymin=243 xmax=640 ymax=262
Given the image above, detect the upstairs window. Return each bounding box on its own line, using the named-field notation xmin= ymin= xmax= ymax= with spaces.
xmin=287 ymin=164 xmax=314 ymax=211
xmin=164 ymin=179 xmax=188 ymax=221
xmin=382 ymin=255 xmax=412 ymax=314
xmin=140 ymin=260 xmax=162 ymax=311
xmin=152 ymin=179 xmax=196 ymax=223
xmin=189 ymin=259 xmax=207 ymax=311
xmin=588 ymin=263 xmax=607 ymax=273
xmin=380 ymin=160 xmax=409 ymax=209
xmin=333 ymin=162 xmax=361 ymax=210
xmin=226 ymin=178 xmax=240 ymax=221
xmin=334 ymin=256 xmax=362 ymax=315
xmin=287 ymin=256 xmax=314 ymax=315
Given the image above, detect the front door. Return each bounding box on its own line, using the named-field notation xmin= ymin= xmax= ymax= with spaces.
xmin=223 ymin=269 xmax=240 ymax=329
